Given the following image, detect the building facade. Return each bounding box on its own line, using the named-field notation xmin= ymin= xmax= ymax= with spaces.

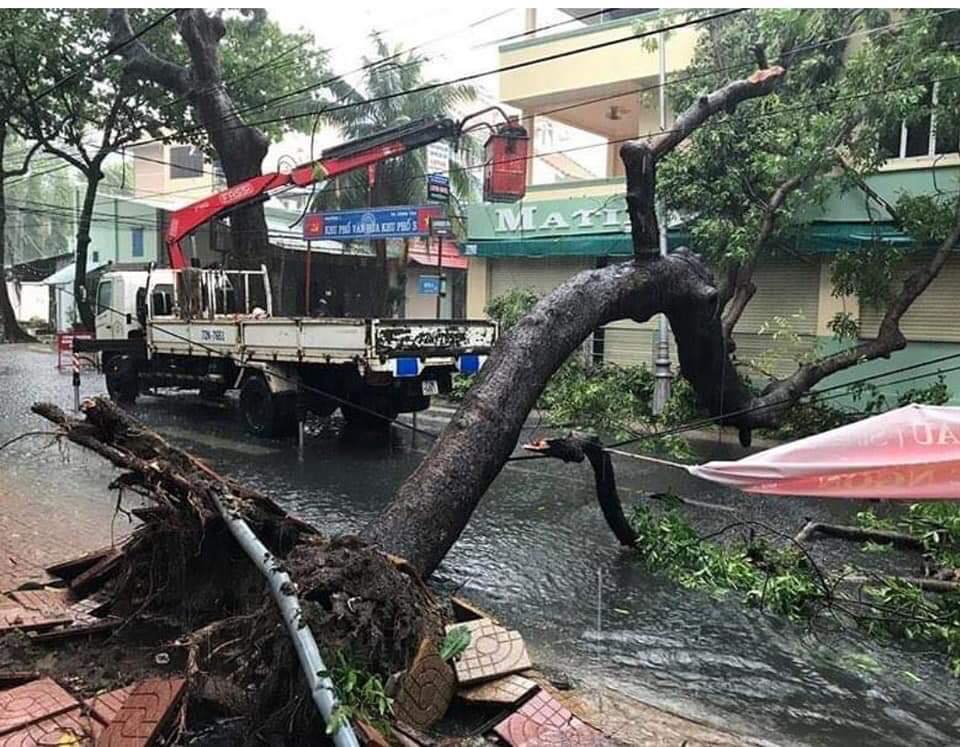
xmin=464 ymin=9 xmax=960 ymax=404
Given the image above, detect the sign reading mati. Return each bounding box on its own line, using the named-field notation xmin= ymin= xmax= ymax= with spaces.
xmin=303 ymin=206 xmax=442 ymax=241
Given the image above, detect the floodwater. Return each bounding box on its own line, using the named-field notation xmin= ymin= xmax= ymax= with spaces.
xmin=2 ymin=345 xmax=959 ymax=745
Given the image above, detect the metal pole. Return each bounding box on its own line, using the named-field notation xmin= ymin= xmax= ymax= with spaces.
xmin=72 ymin=348 xmax=80 ymax=411
xmin=652 ymin=30 xmax=674 ymax=416
xmin=436 ymin=237 xmax=443 ymax=320
xmin=211 ymin=492 xmax=360 ymax=747
xmin=305 ymin=239 xmax=312 ymax=316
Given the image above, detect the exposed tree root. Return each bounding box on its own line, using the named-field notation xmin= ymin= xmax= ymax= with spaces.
xmin=30 ymin=397 xmax=444 ymax=742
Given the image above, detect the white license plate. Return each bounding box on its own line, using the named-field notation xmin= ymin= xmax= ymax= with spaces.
xmin=421 ymin=379 xmax=439 ymax=396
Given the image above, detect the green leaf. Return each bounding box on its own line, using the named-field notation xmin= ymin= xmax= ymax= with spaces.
xmin=439 ymin=626 xmax=472 ymax=661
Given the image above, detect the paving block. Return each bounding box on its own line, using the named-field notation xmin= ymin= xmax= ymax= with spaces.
xmin=0 ymin=677 xmax=79 ymax=736
xmin=444 ymin=619 xmax=531 ymax=685
xmin=493 ymin=690 xmax=608 ymax=747
xmin=84 ymin=685 xmax=135 ymax=727
xmin=97 ymin=677 xmax=186 ymax=746
xmin=459 ymin=673 xmax=538 ymax=705
xmin=392 ymin=640 xmax=455 ymax=731
xmin=1 ymin=708 xmax=100 ymax=746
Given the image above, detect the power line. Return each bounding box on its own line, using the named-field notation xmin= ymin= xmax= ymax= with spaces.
xmin=68 ymin=10 xmax=742 ymax=155
xmin=14 ymin=8 xmax=949 ymax=213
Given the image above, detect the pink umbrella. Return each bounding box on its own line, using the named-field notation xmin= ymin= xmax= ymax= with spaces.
xmin=688 ymin=404 xmax=960 ymax=499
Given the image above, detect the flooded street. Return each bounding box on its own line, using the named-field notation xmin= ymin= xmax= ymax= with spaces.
xmin=2 ymin=345 xmax=959 ymax=745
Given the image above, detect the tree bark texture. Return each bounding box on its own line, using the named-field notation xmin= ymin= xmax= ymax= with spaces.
xmin=72 ymin=167 xmax=103 ymax=331
xmin=367 ymin=67 xmax=787 ymax=576
xmin=0 ymin=124 xmax=37 ymax=342
xmin=109 ymin=10 xmax=271 ymax=270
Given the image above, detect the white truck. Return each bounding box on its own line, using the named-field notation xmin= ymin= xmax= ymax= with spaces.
xmin=83 ymin=265 xmax=495 ymax=436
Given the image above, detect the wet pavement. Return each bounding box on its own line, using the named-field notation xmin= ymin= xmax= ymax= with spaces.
xmin=2 ymin=343 xmax=959 ymax=745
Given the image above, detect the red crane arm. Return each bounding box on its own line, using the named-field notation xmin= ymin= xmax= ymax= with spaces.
xmin=165 ymin=117 xmax=460 ymax=269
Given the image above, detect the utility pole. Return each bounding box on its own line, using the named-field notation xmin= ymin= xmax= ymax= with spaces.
xmin=652 ymin=30 xmax=674 ymax=415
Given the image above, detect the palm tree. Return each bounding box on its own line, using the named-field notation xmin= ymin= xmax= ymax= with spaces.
xmin=315 ymin=33 xmax=479 ymax=316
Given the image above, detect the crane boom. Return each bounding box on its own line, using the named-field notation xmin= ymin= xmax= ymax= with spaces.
xmin=165 ymin=116 xmax=460 ymax=269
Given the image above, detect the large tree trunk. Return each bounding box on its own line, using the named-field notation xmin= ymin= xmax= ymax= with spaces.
xmin=368 ymin=67 xmax=788 ymax=576
xmin=0 ymin=125 xmax=35 ymax=342
xmin=109 ymin=10 xmax=270 ymax=270
xmin=72 ymin=167 xmax=103 ymax=331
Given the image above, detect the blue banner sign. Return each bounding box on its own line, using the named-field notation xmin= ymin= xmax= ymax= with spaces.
xmin=417 ymin=275 xmax=441 ymax=295
xmin=303 ymin=205 xmax=441 ymax=241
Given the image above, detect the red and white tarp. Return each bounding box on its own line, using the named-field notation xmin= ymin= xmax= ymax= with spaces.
xmin=688 ymin=405 xmax=960 ymax=499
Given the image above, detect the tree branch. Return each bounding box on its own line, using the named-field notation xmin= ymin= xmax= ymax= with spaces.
xmin=838 ymin=153 xmax=903 ymax=227
xmin=108 ymin=9 xmax=192 ymax=97
xmin=620 ymin=67 xmax=787 ymax=258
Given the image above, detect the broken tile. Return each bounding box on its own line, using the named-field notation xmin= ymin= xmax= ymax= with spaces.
xmin=69 ymin=550 xmax=122 ymax=596
xmin=0 ymin=671 xmax=39 ymax=690
xmin=444 ymin=619 xmax=531 ymax=685
xmin=97 ymin=677 xmax=186 ymax=746
xmin=46 ymin=546 xmax=116 ymax=581
xmin=0 ymin=604 xmax=72 ymax=633
xmin=493 ymin=690 xmax=607 ymax=747
xmin=459 ymin=673 xmax=538 ymax=705
xmin=392 ymin=640 xmax=455 ymax=731
xmin=0 ymin=677 xmax=79 ymax=736
xmin=9 ymin=588 xmax=71 ymax=616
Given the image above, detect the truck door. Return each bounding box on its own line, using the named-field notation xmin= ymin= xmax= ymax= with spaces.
xmin=94 ymin=278 xmax=123 ymax=340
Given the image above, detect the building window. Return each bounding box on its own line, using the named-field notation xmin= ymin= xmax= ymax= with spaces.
xmin=131 ymin=227 xmax=144 ymax=258
xmin=169 ymin=146 xmax=204 ymax=179
xmin=881 ymin=83 xmax=959 ymax=159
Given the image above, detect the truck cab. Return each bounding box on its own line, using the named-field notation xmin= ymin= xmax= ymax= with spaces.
xmin=94 ymin=270 xmax=149 ymax=343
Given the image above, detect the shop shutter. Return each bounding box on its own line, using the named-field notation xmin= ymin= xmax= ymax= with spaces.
xmin=730 ymin=256 xmax=820 ymax=379
xmin=488 ymin=257 xmax=593 ymax=299
xmin=603 ymin=318 xmax=677 ymax=368
xmin=860 ymin=254 xmax=960 ymax=342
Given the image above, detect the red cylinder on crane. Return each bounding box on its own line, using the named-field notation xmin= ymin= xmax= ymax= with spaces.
xmin=483 ymin=118 xmax=529 ymax=203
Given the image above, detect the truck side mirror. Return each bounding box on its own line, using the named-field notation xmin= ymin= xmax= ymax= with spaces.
xmin=126 ymin=313 xmax=133 ymax=325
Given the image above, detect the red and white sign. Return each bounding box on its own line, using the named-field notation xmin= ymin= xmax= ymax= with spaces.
xmin=689 ymin=405 xmax=960 ymax=499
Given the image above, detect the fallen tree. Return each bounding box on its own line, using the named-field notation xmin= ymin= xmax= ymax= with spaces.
xmin=19 ymin=66 xmax=793 ymax=739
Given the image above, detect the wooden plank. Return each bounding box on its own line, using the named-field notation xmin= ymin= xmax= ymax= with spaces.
xmin=31 ymin=616 xmax=121 ymax=642
xmin=97 ymin=677 xmax=186 ymax=746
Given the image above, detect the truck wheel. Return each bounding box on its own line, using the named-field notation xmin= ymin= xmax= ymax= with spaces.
xmin=104 ymin=355 xmax=138 ymax=404
xmin=240 ymin=374 xmax=297 ymax=437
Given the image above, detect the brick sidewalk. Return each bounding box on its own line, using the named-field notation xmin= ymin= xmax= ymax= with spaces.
xmin=0 ymin=487 xmax=131 ymax=592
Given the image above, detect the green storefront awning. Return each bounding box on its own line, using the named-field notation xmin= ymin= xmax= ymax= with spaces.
xmin=465 ymin=221 xmax=919 ymax=258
